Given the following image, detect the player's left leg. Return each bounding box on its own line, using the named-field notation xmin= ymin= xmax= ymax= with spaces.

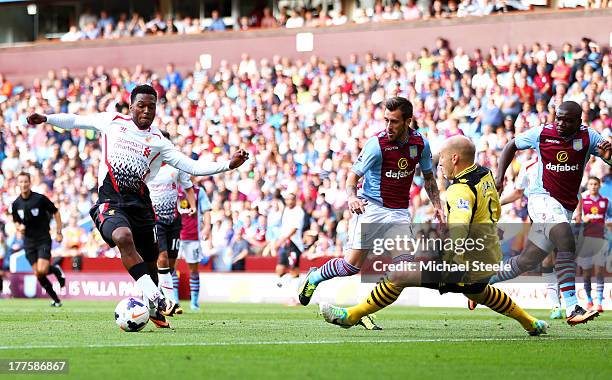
xmin=300 ymin=204 xmax=401 ymax=306
xmin=34 ymin=256 xmax=61 ymax=306
xmin=132 ymin=222 xmax=174 ymax=328
xmin=464 ymin=285 xmax=548 ymax=336
xmin=320 ymin=257 xmax=420 ymax=328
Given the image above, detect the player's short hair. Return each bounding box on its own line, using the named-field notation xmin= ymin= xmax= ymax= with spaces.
xmin=161 ymin=130 xmax=171 ymax=139
xmin=130 ymin=84 xmax=158 ymax=103
xmin=587 ymin=176 xmax=601 ymax=184
xmin=385 ymin=97 xmax=413 ymax=121
xmin=17 ymin=172 xmax=31 ymax=180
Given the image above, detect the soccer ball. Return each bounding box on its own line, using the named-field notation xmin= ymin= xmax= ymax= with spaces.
xmin=114 ymin=297 xmax=149 ymax=332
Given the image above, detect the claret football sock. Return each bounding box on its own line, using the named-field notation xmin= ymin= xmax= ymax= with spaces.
xmin=309 ymin=258 xmax=360 ymax=286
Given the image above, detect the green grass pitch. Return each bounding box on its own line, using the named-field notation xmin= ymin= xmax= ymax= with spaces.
xmin=0 ymin=300 xmax=610 ymax=379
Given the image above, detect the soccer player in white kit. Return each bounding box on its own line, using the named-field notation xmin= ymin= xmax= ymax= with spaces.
xmin=26 ymin=84 xmax=249 ymax=328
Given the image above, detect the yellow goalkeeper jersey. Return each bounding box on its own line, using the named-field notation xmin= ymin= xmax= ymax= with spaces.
xmin=444 ymin=164 xmax=502 ymax=282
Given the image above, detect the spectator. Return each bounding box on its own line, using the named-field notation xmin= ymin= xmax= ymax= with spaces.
xmin=112 ymin=20 xmax=130 ymax=38
xmin=238 ymin=16 xmax=250 ymax=31
xmin=163 ymin=63 xmax=183 ymax=90
xmin=285 ymin=9 xmax=304 ymax=28
xmin=260 ymin=7 xmax=278 ymax=28
xmin=230 ymin=228 xmax=250 ymax=271
xmin=145 ymin=12 xmax=166 ymax=34
xmin=128 ymin=13 xmax=147 ymax=36
xmin=0 ymin=74 xmax=13 ymax=98
xmin=97 ymin=10 xmax=114 ymax=32
xmin=330 ymin=9 xmax=348 ymax=25
xmin=208 ymin=10 xmax=226 ymax=31
xmin=60 ymin=26 xmax=83 ymax=42
xmin=403 ymin=0 xmax=423 ymax=20
xmin=78 ymin=8 xmax=97 ymax=31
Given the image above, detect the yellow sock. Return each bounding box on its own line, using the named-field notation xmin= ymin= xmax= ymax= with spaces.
xmin=346 ymin=279 xmax=402 ymax=325
xmin=466 ymin=285 xmax=536 ymax=330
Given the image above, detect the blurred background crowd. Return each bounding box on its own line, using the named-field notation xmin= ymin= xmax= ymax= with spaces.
xmin=0 ymin=35 xmax=611 ymax=270
xmin=55 ymin=1 xmax=543 ymax=42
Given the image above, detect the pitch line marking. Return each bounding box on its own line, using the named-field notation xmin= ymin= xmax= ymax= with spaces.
xmin=0 ymin=336 xmax=610 ymax=350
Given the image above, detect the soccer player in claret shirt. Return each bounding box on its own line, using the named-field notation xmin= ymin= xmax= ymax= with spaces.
xmin=491 ymin=101 xmax=611 ymax=325
xmin=298 ymin=97 xmax=444 ymax=306
xmin=148 ymin=131 xmax=197 ymax=317
xmin=26 ymin=84 xmax=249 ymax=327
xmin=177 ymin=177 xmax=213 ymax=311
xmin=11 ymin=172 xmax=66 ymax=306
xmin=320 ymin=136 xmax=549 ymax=336
xmin=576 ymin=177 xmax=611 ymax=313
xmin=477 ymin=157 xmax=565 ymax=320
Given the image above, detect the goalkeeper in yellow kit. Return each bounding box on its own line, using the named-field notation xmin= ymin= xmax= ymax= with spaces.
xmin=320 ymin=135 xmax=549 ymax=336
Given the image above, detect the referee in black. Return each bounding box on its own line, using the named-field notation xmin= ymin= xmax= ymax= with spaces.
xmin=11 ymin=172 xmax=66 ymax=306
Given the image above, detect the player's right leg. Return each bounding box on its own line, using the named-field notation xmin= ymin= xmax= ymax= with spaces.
xmin=298 ymin=206 xmax=377 ymax=306
xmin=548 ymin=222 xmax=599 ymax=325
xmin=90 ymin=205 xmax=175 ymax=318
xmin=298 ymin=248 xmax=366 ymax=305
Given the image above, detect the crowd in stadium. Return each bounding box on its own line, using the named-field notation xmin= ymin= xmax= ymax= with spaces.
xmin=54 ymin=0 xmax=546 ymax=42
xmin=0 ymin=35 xmax=611 ymax=271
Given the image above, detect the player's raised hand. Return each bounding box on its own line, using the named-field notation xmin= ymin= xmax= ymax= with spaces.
xmin=229 ymin=149 xmax=250 ymax=169
xmin=26 ymin=113 xmax=47 ymax=125
xmin=597 ymin=140 xmax=611 ymax=161
xmin=348 ymin=195 xmax=367 ymax=215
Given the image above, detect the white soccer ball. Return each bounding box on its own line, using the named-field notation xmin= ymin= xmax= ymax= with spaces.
xmin=114 ymin=297 xmax=149 ymax=332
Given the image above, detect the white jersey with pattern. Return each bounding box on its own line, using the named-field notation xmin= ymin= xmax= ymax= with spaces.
xmin=148 ymin=163 xmax=193 ymax=224
xmin=46 ymin=112 xmax=231 ymax=208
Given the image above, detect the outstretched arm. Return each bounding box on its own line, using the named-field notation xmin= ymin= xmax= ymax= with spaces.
xmin=27 ymin=112 xmax=109 ymax=131
xmin=162 ymin=145 xmax=249 ymax=176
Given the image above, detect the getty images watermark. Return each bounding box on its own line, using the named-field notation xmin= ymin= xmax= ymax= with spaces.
xmin=359 ymin=223 xmax=611 ymax=283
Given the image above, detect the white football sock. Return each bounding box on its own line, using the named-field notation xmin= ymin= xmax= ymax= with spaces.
xmin=136 ymin=275 xmax=162 ymax=303
xmin=158 ymin=269 xmax=176 ymax=303
xmin=543 ymin=271 xmax=561 ymax=309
